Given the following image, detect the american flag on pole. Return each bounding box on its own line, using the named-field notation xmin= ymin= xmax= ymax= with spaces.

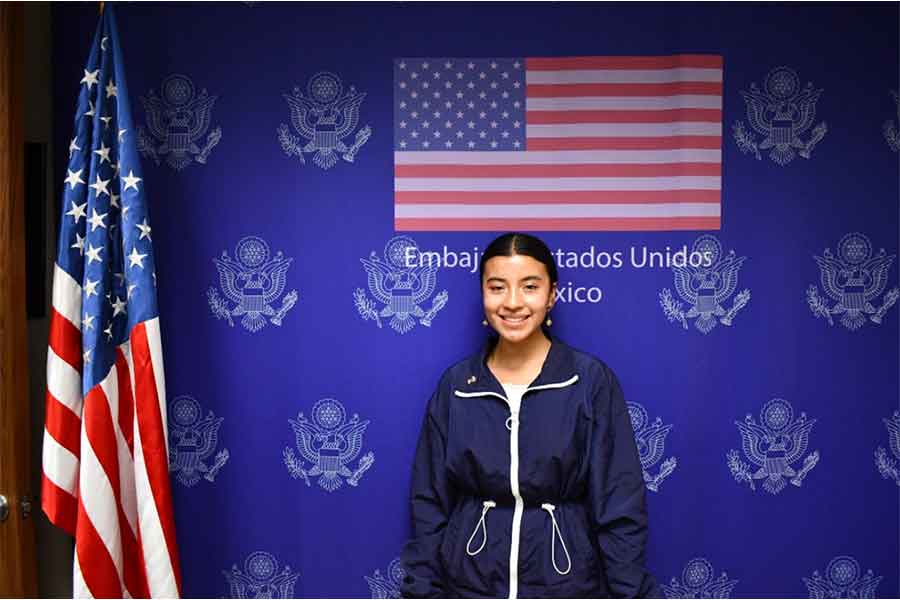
xmin=393 ymin=55 xmax=723 ymax=231
xmin=41 ymin=7 xmax=182 ymax=598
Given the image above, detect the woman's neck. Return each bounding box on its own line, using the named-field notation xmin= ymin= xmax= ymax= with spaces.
xmin=489 ymin=331 xmax=552 ymax=384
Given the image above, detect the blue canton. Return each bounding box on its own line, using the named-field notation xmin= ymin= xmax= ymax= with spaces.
xmin=393 ymin=58 xmax=526 ymax=151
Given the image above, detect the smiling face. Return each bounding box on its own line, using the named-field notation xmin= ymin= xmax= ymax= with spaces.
xmin=482 ymin=254 xmax=557 ymax=346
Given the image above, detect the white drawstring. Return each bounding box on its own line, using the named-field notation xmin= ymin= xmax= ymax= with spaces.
xmin=541 ymin=503 xmax=572 ymax=576
xmin=466 ymin=500 xmax=497 ymax=556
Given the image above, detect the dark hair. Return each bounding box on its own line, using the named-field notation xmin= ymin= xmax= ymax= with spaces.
xmin=479 ymin=232 xmax=558 ymax=285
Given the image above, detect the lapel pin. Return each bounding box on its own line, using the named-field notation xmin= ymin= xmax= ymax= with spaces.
xmin=467 ymin=376 xmax=477 ymax=384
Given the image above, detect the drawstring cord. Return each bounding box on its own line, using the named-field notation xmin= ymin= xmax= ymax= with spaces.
xmin=541 ymin=503 xmax=572 ymax=576
xmin=466 ymin=500 xmax=497 ymax=556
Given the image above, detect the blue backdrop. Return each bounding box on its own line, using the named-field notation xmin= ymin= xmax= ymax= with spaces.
xmin=53 ymin=3 xmax=899 ymax=598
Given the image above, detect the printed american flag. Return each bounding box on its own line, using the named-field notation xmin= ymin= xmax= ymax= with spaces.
xmin=41 ymin=7 xmax=182 ymax=598
xmin=393 ymin=55 xmax=722 ymax=231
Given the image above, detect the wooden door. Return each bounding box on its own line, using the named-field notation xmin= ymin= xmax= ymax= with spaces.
xmin=0 ymin=2 xmax=38 ymax=596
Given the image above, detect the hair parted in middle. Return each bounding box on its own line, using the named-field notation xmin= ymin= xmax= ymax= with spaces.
xmin=478 ymin=232 xmax=559 ymax=285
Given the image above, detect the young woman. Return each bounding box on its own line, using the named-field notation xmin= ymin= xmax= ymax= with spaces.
xmin=400 ymin=233 xmax=660 ymax=599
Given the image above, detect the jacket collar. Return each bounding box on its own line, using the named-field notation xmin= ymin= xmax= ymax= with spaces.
xmin=455 ymin=334 xmax=579 ymax=399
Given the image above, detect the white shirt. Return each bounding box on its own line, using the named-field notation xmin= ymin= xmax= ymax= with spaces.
xmin=501 ymin=383 xmax=528 ymax=414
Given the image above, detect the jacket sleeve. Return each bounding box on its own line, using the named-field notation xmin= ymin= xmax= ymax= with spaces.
xmin=400 ymin=381 xmax=456 ymax=598
xmin=588 ymin=366 xmax=661 ymax=598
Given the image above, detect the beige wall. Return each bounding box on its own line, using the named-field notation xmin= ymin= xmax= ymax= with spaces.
xmin=25 ymin=2 xmax=74 ymax=597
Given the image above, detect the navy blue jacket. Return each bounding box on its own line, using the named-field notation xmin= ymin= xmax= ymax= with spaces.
xmin=400 ymin=337 xmax=660 ymax=598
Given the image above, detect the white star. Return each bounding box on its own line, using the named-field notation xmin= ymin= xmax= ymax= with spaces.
xmin=83 ymin=348 xmax=92 ymax=364
xmin=110 ymin=191 xmax=120 ymax=209
xmin=513 ymin=61 xmax=521 ymax=69
xmin=513 ymin=140 xmax=521 ymax=148
xmin=399 ymin=81 xmax=407 ymax=89
xmin=513 ymin=120 xmax=521 ymax=128
xmin=513 ymin=82 xmax=521 ymax=89
xmin=118 ymin=128 xmax=127 ymax=141
xmin=84 ymin=99 xmax=95 ymax=117
xmin=468 ymin=141 xmax=476 ymax=148
xmin=398 ymin=61 xmax=406 ymax=69
xmin=501 ymin=72 xmax=509 ymax=79
xmin=90 ymin=174 xmax=110 ymax=197
xmin=399 ymin=101 xmax=407 ymax=109
xmin=83 ymin=277 xmax=99 ymax=298
xmin=128 ymin=247 xmax=147 ymax=269
xmin=490 ymin=61 xmax=498 ymax=69
xmin=433 ymin=71 xmax=440 ymax=79
xmin=456 ymin=111 xmax=463 ymax=119
xmin=399 ymin=120 xmax=407 ymax=129
xmin=456 ymin=131 xmax=464 ymax=139
xmin=88 ymin=208 xmax=108 ymax=231
xmin=82 ymin=313 xmax=95 ymax=331
xmin=444 ymin=61 xmax=452 ymax=69
xmin=127 ymin=284 xmax=137 ymax=299
xmin=136 ymin=218 xmax=152 ymax=240
xmin=64 ymin=168 xmax=85 ymax=190
xmin=445 ymin=120 xmax=453 ymax=128
xmin=121 ymin=204 xmax=130 ymax=218
xmin=467 ymin=82 xmax=475 ymax=90
xmin=93 ymin=141 xmax=111 ymax=164
xmin=122 ymin=170 xmax=142 ymax=192
xmin=85 ymin=243 xmax=103 ymax=264
xmin=100 ymin=115 xmax=112 ymax=128
xmin=502 ymin=131 xmax=510 ymax=138
xmin=399 ymin=140 xmax=407 ymax=148
xmin=422 ymin=61 xmax=430 ymax=70
xmin=71 ymin=232 xmax=85 ymax=254
xmin=445 ymin=140 xmax=453 ymax=148
xmin=410 ymin=131 xmax=419 ymax=139
xmin=490 ymin=121 xmax=498 ymax=129
xmin=422 ymin=140 xmax=430 ymax=149
xmin=105 ymin=79 xmax=117 ymax=98
xmin=422 ymin=120 xmax=430 ymax=129
xmin=502 ymin=92 xmax=509 ymax=99
xmin=111 ymin=296 xmax=127 ymax=317
xmin=69 ymin=137 xmax=81 ymax=157
xmin=456 ymin=91 xmax=463 ymax=99
xmin=433 ymin=130 xmax=440 ymax=138
xmin=66 ymin=200 xmax=87 ymax=223
xmin=80 ymin=69 xmax=99 ymax=89
xmin=456 ymin=72 xmax=464 ymax=80
xmin=467 ymin=121 xmax=475 ymax=129
xmin=479 ymin=131 xmax=487 ymax=139
xmin=490 ymin=140 xmax=498 ymax=148
xmin=467 ymin=62 xmax=475 ymax=69
xmin=479 ymin=72 xmax=487 ymax=80
xmin=104 ymin=323 xmax=114 ymax=341
xmin=410 ymin=72 xmax=418 ymax=80
xmin=422 ymin=81 xmax=430 ymax=89
xmin=502 ymin=111 xmax=509 ymax=118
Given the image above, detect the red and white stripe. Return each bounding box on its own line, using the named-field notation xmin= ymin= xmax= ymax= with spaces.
xmin=395 ymin=54 xmax=722 ymax=231
xmin=42 ymin=265 xmax=182 ymax=598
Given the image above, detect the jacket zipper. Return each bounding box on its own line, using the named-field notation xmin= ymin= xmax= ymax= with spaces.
xmin=454 ymin=374 xmax=579 ymax=598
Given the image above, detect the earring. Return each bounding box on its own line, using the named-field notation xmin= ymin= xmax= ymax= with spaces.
xmin=482 ymin=319 xmax=488 ymax=326
xmin=545 ymin=317 xmax=552 ymax=327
